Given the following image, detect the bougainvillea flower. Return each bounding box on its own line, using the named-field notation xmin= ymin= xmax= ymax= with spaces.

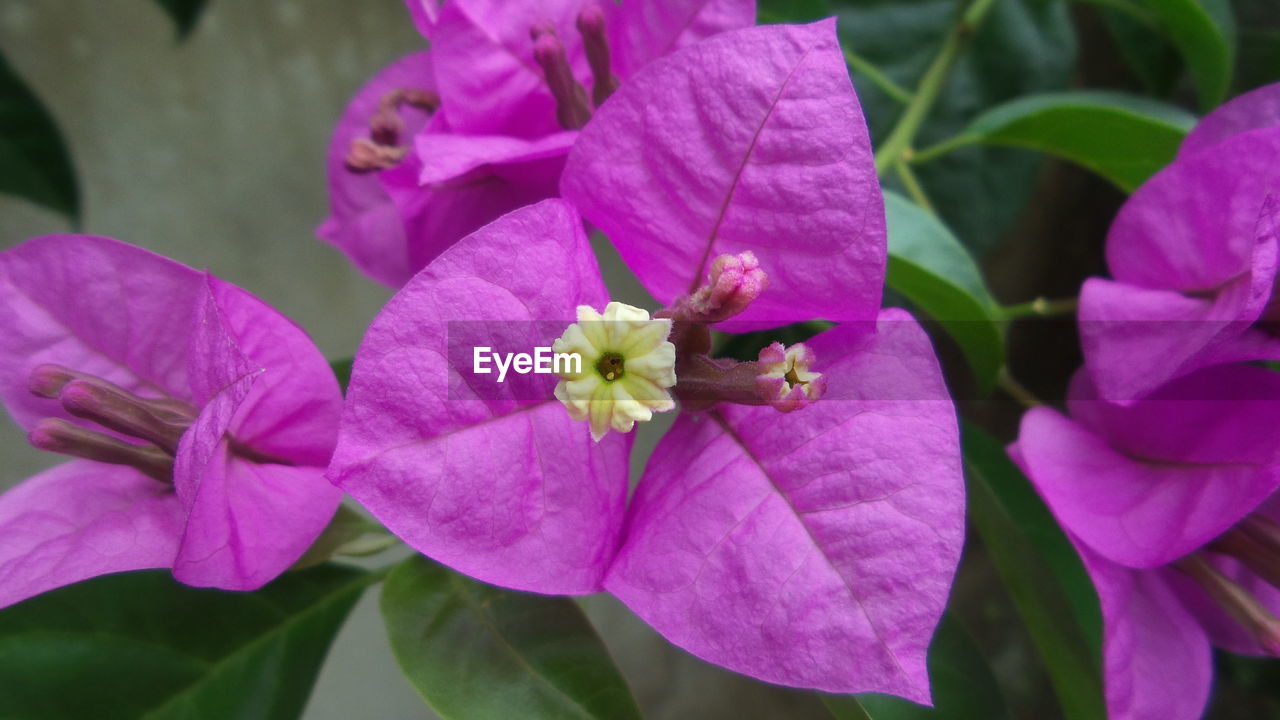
xmin=1079 ymin=82 xmax=1280 ymax=401
xmin=1013 ymin=366 xmax=1280 ymax=720
xmin=320 ymin=0 xmax=755 ymax=287
xmin=332 ymin=20 xmax=963 ymax=701
xmin=0 ymin=235 xmax=343 ymax=608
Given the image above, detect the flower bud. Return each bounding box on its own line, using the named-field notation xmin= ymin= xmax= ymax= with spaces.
xmin=59 ymin=379 xmax=189 ymax=454
xmin=29 ymin=418 xmax=174 ymax=482
xmin=577 ymin=4 xmax=619 ymax=106
xmin=533 ymin=31 xmax=592 ymax=130
xmin=682 ymin=251 xmax=768 ymax=323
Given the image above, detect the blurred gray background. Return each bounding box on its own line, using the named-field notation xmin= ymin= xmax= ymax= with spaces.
xmin=0 ymin=2 xmax=826 ymax=717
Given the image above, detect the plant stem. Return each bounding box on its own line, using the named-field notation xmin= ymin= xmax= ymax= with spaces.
xmin=997 ymin=367 xmax=1041 ymax=408
xmin=1000 ymin=297 xmax=1079 ymax=319
xmin=910 ymin=133 xmax=978 ymax=164
xmin=844 ymin=48 xmax=912 ymax=104
xmin=873 ymin=0 xmax=1003 ymax=176
xmin=893 ymin=160 xmax=938 ymax=214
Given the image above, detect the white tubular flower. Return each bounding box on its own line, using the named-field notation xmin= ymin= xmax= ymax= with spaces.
xmin=552 ymin=302 xmax=677 ymax=441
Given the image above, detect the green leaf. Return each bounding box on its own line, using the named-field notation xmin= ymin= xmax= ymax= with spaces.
xmin=883 ymin=191 xmax=1004 ymax=394
xmin=822 ymin=613 xmax=1010 ymax=720
xmin=962 ymin=422 xmax=1105 ymax=720
xmin=380 ymin=555 xmax=641 ymax=720
xmin=329 ymin=357 xmax=354 ymax=394
xmin=930 ymin=91 xmax=1196 ymax=192
xmin=0 ymin=564 xmax=373 ymax=720
xmin=151 ymin=0 xmax=212 ymax=39
xmin=1236 ymin=28 xmax=1280 ymax=92
xmin=758 ymin=0 xmax=830 ymax=23
xmin=0 ymin=49 xmax=79 ymax=224
xmin=1139 ymin=0 xmax=1236 ymax=109
xmin=1232 ymin=0 xmax=1280 ymax=92
xmin=292 ymin=505 xmax=397 ymax=570
xmin=1086 ymin=0 xmax=1185 ymax=97
xmin=834 ymin=0 xmax=1077 ymax=254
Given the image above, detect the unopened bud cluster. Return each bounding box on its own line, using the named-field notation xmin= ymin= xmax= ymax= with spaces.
xmin=553 ymin=252 xmax=826 ymax=440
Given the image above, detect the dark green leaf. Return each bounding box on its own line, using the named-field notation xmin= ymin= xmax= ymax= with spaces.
xmin=1236 ymin=28 xmax=1280 ymax=92
xmin=933 ymin=91 xmax=1195 ymax=191
xmin=1091 ymin=0 xmax=1185 ymax=97
xmin=758 ymin=0 xmax=830 ymax=23
xmin=0 ymin=49 xmax=79 ymax=224
xmin=835 ymin=0 xmax=1077 ymax=254
xmin=1139 ymin=0 xmax=1237 ymax=109
xmin=0 ymin=564 xmax=373 ymax=720
xmin=293 ymin=505 xmax=397 ymax=569
xmin=963 ymin=422 xmax=1105 ymax=720
xmin=151 ymin=0 xmax=212 ymax=39
xmin=823 ymin=613 xmax=1010 ymax=720
xmin=381 ymin=555 xmax=641 ymax=720
xmin=1212 ymin=651 xmax=1280 ymax=715
xmin=1232 ymin=0 xmax=1280 ymax=92
xmin=884 ymin=191 xmax=1004 ymax=394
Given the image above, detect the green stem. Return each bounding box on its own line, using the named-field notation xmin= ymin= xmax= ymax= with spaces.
xmin=997 ymin=367 xmax=1042 ymax=408
xmin=1000 ymin=297 xmax=1079 ymax=319
xmin=910 ymin=133 xmax=979 ymax=164
xmin=843 ymin=48 xmax=912 ymax=104
xmin=873 ymin=0 xmax=1003 ymax=176
xmin=893 ymin=160 xmax=937 ymax=214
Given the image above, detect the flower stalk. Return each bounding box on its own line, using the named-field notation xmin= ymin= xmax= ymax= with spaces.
xmin=873 ymin=0 xmax=1003 ymax=175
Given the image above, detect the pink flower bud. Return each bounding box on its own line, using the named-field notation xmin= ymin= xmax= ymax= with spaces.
xmin=29 ymin=418 xmax=174 ymax=483
xmin=576 ymin=4 xmax=619 ymax=106
xmin=683 ymin=251 xmax=768 ymax=323
xmin=533 ymin=31 xmax=592 ymax=130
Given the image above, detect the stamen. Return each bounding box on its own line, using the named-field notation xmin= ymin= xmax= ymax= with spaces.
xmin=532 ymin=30 xmax=592 ymax=130
xmin=29 ymin=418 xmax=174 ymax=483
xmin=1177 ymin=553 xmax=1280 ymax=656
xmin=576 ymin=5 xmax=619 ymax=106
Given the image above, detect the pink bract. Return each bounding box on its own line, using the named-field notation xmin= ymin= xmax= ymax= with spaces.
xmin=0 ymin=235 xmax=342 ymax=607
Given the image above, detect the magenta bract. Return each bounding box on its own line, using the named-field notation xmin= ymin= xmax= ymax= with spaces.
xmin=0 ymin=235 xmax=343 ymax=607
xmin=561 ymin=19 xmax=887 ymax=329
xmin=332 ymin=19 xmax=962 ymax=699
xmin=1014 ymin=366 xmax=1280 ymax=720
xmin=320 ymin=0 xmax=756 ymax=288
xmin=1080 ymin=82 xmax=1280 ymax=401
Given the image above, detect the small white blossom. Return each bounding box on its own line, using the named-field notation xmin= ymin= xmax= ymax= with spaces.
xmin=552 ymin=302 xmax=677 ymax=441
